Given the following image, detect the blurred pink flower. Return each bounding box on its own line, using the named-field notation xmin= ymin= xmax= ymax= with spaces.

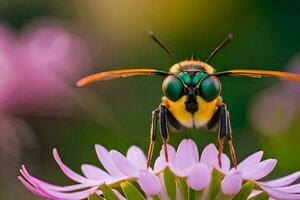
xmin=251 ymin=54 xmax=300 ymax=135
xmin=0 ymin=114 xmax=38 ymax=169
xmin=251 ymin=87 xmax=297 ymax=135
xmin=19 ymin=139 xmax=300 ymax=199
xmin=0 ymin=19 xmax=90 ymax=115
xmin=0 ymin=18 xmax=90 ymax=168
xmin=283 ymin=54 xmax=300 ymax=95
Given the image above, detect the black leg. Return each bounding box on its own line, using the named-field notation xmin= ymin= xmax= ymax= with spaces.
xmin=214 ymin=103 xmax=238 ymax=168
xmin=159 ymin=104 xmax=170 ymax=162
xmin=217 ymin=104 xmax=227 ymax=168
xmin=147 ymin=108 xmax=159 ymax=168
xmin=226 ymin=110 xmax=237 ymax=168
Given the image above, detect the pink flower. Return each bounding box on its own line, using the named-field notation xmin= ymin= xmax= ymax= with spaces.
xmin=0 ymin=19 xmax=91 ymax=169
xmin=0 ymin=18 xmax=90 ymax=115
xmin=251 ymin=54 xmax=300 ymax=136
xmin=251 ymin=87 xmax=296 ymax=135
xmin=19 ymin=139 xmax=300 ymax=199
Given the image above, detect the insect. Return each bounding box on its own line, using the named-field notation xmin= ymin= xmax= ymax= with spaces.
xmin=77 ymin=33 xmax=300 ymax=168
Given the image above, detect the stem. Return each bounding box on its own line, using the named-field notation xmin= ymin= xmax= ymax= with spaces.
xmin=215 ymin=190 xmax=232 ymax=200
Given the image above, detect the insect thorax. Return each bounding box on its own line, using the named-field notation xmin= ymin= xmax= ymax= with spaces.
xmin=169 ymin=60 xmax=215 ymax=74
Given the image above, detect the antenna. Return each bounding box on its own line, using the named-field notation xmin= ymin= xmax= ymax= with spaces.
xmin=149 ymin=32 xmax=183 ymax=71
xmin=205 ymin=33 xmax=233 ymax=63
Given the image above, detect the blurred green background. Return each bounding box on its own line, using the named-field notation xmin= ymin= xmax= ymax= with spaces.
xmin=0 ymin=0 xmax=300 ymax=199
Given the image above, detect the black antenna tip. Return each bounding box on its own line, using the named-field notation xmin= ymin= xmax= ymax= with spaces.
xmin=149 ymin=31 xmax=155 ymax=38
xmin=227 ymin=33 xmax=234 ymax=40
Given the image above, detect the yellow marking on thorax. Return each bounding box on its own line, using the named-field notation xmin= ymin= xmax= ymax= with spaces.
xmin=162 ymin=96 xmax=194 ymax=128
xmin=193 ymin=96 xmax=219 ymax=128
xmin=162 ymin=96 xmax=220 ymax=129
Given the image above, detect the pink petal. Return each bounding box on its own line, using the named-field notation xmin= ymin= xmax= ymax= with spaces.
xmin=242 ymin=159 xmax=277 ymax=180
xmin=175 ymin=139 xmax=199 ymax=176
xmin=20 ymin=166 xmax=103 ymax=192
xmin=159 ymin=144 xmax=176 ymax=165
xmin=95 ymin=144 xmax=125 ymax=178
xmin=221 ymin=171 xmax=243 ymax=196
xmin=236 ymin=151 xmax=264 ymax=172
xmin=111 ymin=150 xmax=138 ymax=177
xmin=154 ymin=144 xmax=177 ymax=173
xmin=18 ymin=176 xmax=52 ymax=199
xmin=187 ymin=163 xmax=211 ymax=191
xmin=153 ymin=156 xmax=167 ymax=173
xmin=276 ymin=183 xmax=300 ymax=193
xmin=261 ymin=186 xmax=300 ymax=200
xmin=38 ymin=186 xmax=99 ymax=200
xmin=258 ymin=171 xmax=300 ymax=187
xmin=21 ymin=168 xmax=99 ymax=200
xmin=138 ymin=170 xmax=161 ymax=196
xmin=126 ymin=145 xmax=147 ymax=170
xmin=200 ymin=143 xmax=218 ymax=167
xmin=52 ymin=148 xmax=89 ymax=183
xmin=81 ymin=164 xmax=112 ymax=181
xmin=113 ymin=189 xmax=126 ymax=200
xmin=217 ymin=153 xmax=231 ymax=173
xmin=200 ymin=144 xmax=230 ymax=172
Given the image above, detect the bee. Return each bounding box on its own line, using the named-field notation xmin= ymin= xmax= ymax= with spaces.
xmin=77 ymin=33 xmax=300 ymax=168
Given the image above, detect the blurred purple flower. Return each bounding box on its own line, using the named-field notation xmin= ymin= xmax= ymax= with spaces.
xmin=19 ymin=138 xmax=300 ymax=199
xmin=0 ymin=19 xmax=90 ymax=115
xmin=0 ymin=114 xmax=38 ymax=169
xmin=251 ymin=87 xmax=297 ymax=135
xmin=283 ymin=54 xmax=300 ymax=96
xmin=0 ymin=18 xmax=90 ymax=168
xmin=251 ymin=54 xmax=300 ymax=135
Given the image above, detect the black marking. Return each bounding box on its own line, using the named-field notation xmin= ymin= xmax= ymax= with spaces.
xmin=181 ymin=64 xmax=204 ymax=72
xmin=226 ymin=111 xmax=232 ymax=140
xmin=206 ymin=107 xmax=221 ymax=130
xmin=219 ymin=104 xmax=227 ymax=139
xmin=159 ymin=104 xmax=169 ymax=140
xmin=185 ymin=70 xmax=200 ymax=77
xmin=166 ymin=109 xmax=183 ymax=131
xmin=154 ymin=71 xmax=172 ymax=76
xmin=216 ymin=103 xmax=237 ymax=168
xmin=179 ymin=64 xmax=206 ymax=81
xmin=184 ymin=87 xmax=199 ymax=113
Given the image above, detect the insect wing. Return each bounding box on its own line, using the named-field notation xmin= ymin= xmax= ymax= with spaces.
xmin=77 ymin=68 xmax=168 ymax=86
xmin=215 ymin=69 xmax=300 ymax=82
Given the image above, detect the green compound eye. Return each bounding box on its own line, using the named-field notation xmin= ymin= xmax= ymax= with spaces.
xmin=162 ymin=75 xmax=184 ymax=101
xmin=199 ymin=76 xmax=221 ymax=102
xmin=192 ymin=72 xmax=207 ymax=86
xmin=177 ymin=72 xmax=191 ymax=85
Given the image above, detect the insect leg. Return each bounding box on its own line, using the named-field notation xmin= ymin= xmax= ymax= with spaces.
xmin=226 ymin=109 xmax=238 ymax=168
xmin=159 ymin=104 xmax=170 ymax=162
xmin=217 ymin=104 xmax=227 ymax=168
xmin=147 ymin=108 xmax=159 ymax=168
